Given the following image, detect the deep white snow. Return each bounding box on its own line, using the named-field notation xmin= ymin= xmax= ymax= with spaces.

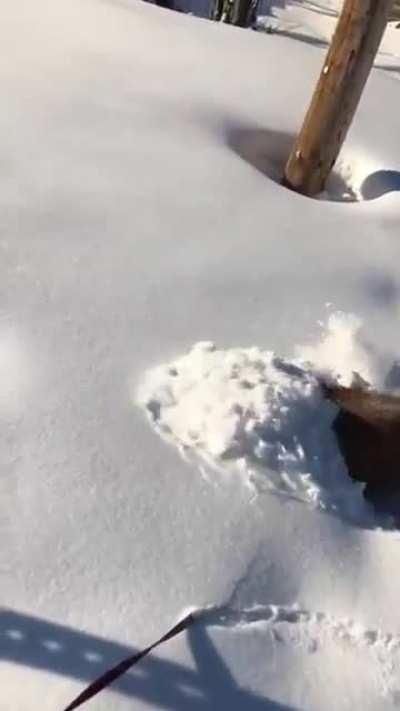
xmin=2 ymin=1 xmax=400 ymax=710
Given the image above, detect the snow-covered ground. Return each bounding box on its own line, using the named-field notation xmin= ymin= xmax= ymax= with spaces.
xmin=258 ymin=0 xmax=400 ymax=79
xmin=2 ymin=1 xmax=400 ymax=709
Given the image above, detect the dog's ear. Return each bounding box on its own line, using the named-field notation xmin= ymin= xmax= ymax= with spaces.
xmin=323 ymin=384 xmax=400 ymax=429
xmin=322 ymin=383 xmax=400 ymax=494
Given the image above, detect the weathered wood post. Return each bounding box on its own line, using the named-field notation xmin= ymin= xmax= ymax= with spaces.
xmin=283 ymin=0 xmax=393 ymax=197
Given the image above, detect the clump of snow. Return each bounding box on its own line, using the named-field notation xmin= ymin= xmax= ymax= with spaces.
xmin=137 ymin=313 xmax=378 ymax=522
xmin=139 ymin=339 xmax=321 ymax=461
xmin=320 ymin=153 xmax=387 ymax=202
xmin=321 ymin=161 xmax=360 ymax=202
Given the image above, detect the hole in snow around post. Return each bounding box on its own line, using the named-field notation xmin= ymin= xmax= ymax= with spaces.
xmin=226 ymin=127 xmax=400 ymax=203
xmin=135 ymin=313 xmax=395 ymax=527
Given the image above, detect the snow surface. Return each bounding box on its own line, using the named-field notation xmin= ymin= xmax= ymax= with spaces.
xmin=2 ymin=0 xmax=400 ymax=710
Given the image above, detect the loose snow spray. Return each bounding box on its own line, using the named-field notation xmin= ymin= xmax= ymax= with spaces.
xmin=296 ymin=311 xmax=378 ymax=387
xmin=136 ymin=313 xmax=381 ymax=523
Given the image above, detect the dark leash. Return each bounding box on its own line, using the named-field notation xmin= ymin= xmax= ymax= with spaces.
xmin=62 ymin=611 xmax=196 ymax=711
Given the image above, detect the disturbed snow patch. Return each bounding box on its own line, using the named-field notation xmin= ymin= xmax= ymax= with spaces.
xmin=137 ymin=314 xmax=377 ymax=521
xmin=204 ymin=603 xmax=400 ymax=702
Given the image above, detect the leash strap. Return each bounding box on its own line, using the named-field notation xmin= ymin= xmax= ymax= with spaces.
xmin=62 ymin=612 xmax=196 ymax=711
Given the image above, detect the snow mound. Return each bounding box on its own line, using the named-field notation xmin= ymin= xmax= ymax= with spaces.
xmin=137 ymin=313 xmax=380 ymax=523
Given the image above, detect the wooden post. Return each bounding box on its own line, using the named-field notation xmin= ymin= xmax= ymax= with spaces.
xmin=209 ymin=0 xmax=255 ymax=26
xmin=283 ymin=0 xmax=393 ymax=197
xmin=230 ymin=0 xmax=256 ymax=27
